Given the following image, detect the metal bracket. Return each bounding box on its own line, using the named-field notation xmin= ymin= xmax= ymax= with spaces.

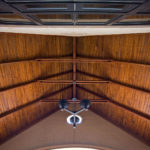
xmin=72 ymin=97 xmax=77 ymax=102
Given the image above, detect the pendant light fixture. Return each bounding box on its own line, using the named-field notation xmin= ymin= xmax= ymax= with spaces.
xmin=58 ymin=98 xmax=90 ymax=128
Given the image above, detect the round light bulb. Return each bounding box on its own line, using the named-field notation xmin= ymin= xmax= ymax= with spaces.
xmin=66 ymin=115 xmax=82 ymax=125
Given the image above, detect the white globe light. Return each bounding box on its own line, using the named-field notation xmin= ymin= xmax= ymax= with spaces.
xmin=67 ymin=115 xmax=82 ymax=125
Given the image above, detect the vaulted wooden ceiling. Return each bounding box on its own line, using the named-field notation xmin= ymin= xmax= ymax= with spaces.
xmin=0 ymin=32 xmax=150 ymax=146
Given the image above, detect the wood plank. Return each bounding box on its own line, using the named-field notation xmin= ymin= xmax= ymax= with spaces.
xmin=38 ymin=79 xmax=109 ymax=84
xmin=0 ymin=32 xmax=150 ymax=146
xmin=0 ymin=33 xmax=73 ymax=144
xmin=0 ymin=102 xmax=58 ymax=144
xmin=0 ymin=33 xmax=73 ymax=63
xmin=77 ymin=34 xmax=150 ymax=64
xmin=41 ymin=99 xmax=108 ymax=103
xmin=73 ymin=37 xmax=77 ymax=98
xmin=91 ymin=103 xmax=150 ymax=146
xmin=0 ymin=85 xmax=71 ymax=118
xmin=77 ymin=33 xmax=150 ymax=145
xmin=78 ymin=86 xmax=150 ymax=120
xmin=0 ymin=70 xmax=72 ymax=92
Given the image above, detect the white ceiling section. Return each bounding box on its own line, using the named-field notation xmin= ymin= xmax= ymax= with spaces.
xmin=0 ymin=26 xmax=150 ymax=36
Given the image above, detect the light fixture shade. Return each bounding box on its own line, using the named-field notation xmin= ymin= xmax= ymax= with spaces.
xmin=80 ymin=99 xmax=90 ymax=109
xmin=59 ymin=99 xmax=69 ymax=109
xmin=67 ymin=115 xmax=82 ymax=128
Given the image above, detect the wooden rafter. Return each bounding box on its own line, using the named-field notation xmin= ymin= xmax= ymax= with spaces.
xmin=91 ymin=108 xmax=150 ymax=147
xmin=38 ymin=80 xmax=109 ymax=84
xmin=78 ymin=86 xmax=150 ymax=120
xmin=36 ymin=57 xmax=111 ymax=63
xmin=41 ymin=99 xmax=108 ymax=103
xmin=73 ymin=37 xmax=77 ymax=98
xmin=77 ymin=70 xmax=150 ymax=93
xmin=0 ymin=60 xmax=149 ymax=121
xmin=1 ymin=57 xmax=149 ymax=66
xmin=0 ymin=85 xmax=72 ymax=118
xmin=0 ymin=70 xmax=72 ymax=93
xmin=0 ymin=57 xmax=111 ymax=65
xmin=0 ymin=108 xmax=58 ymax=145
xmin=0 ymin=32 xmax=150 ymax=147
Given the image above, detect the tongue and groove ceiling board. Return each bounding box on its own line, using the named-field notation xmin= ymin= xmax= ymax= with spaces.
xmin=76 ymin=34 xmax=150 ymax=146
xmin=0 ymin=32 xmax=150 ymax=146
xmin=0 ymin=33 xmax=73 ymax=144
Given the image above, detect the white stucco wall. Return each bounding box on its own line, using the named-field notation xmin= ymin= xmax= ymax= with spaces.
xmin=0 ymin=26 xmax=150 ymax=37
